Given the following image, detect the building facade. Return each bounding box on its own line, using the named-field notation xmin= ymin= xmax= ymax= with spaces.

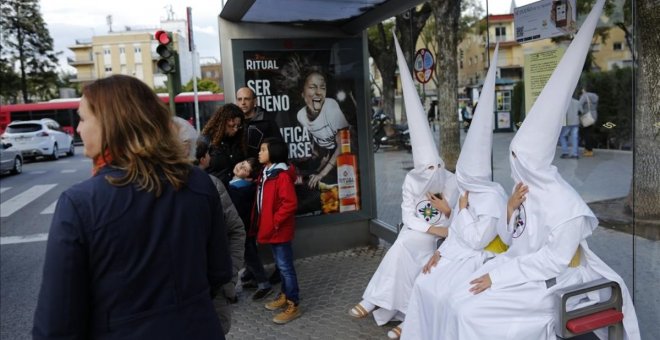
xmin=68 ymin=27 xmax=195 ymax=89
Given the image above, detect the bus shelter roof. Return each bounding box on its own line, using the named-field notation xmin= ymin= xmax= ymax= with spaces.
xmin=220 ymin=0 xmax=426 ymax=34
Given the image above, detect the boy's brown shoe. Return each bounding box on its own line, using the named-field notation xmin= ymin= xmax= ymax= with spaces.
xmin=272 ymin=300 xmax=301 ymax=324
xmin=265 ymin=293 xmax=287 ymax=311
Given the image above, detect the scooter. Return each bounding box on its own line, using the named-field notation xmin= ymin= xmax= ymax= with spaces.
xmin=371 ymin=110 xmax=410 ymax=152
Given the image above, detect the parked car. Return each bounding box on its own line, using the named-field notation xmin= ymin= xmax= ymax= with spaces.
xmin=0 ymin=142 xmax=23 ymax=175
xmin=0 ymin=119 xmax=74 ymax=160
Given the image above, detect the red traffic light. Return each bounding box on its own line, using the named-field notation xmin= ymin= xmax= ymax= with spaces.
xmin=155 ymin=30 xmax=171 ymax=45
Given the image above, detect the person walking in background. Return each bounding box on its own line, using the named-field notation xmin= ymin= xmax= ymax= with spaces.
xmin=579 ymin=86 xmax=599 ymax=157
xmin=187 ymin=133 xmax=246 ymax=335
xmin=33 ymin=75 xmax=232 ymax=339
xmin=461 ymin=102 xmax=473 ymax=132
xmin=236 ymin=87 xmax=281 ymax=158
xmin=254 ymin=137 xmax=301 ymax=324
xmin=201 ymin=104 xmax=246 ymax=184
xmin=559 ymin=96 xmax=581 ymax=159
xmin=226 ymin=157 xmax=275 ymax=302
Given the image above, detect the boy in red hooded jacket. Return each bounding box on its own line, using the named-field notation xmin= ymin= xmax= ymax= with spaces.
xmin=253 ymin=137 xmax=300 ymax=324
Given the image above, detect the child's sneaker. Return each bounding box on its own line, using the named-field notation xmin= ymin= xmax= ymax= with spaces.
xmin=265 ymin=293 xmax=287 ymax=311
xmin=272 ymin=300 xmax=301 ymax=324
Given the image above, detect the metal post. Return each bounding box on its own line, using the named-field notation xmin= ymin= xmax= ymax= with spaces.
xmin=193 ymin=49 xmax=200 ymax=131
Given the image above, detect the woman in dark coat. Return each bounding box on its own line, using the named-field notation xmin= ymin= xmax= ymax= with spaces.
xmin=201 ymin=104 xmax=247 ymax=185
xmin=33 ymin=75 xmax=232 ymax=339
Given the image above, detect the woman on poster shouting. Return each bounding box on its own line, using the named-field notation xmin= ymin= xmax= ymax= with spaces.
xmin=296 ymin=69 xmax=351 ymax=189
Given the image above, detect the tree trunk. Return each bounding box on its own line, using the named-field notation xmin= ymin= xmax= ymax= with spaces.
xmin=431 ymin=0 xmax=461 ymax=172
xmin=629 ymin=0 xmax=660 ymax=222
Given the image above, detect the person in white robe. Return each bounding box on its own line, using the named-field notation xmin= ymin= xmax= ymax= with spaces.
xmin=401 ymin=44 xmax=511 ymax=340
xmin=439 ymin=1 xmax=640 ymax=339
xmin=348 ymin=33 xmax=459 ymax=340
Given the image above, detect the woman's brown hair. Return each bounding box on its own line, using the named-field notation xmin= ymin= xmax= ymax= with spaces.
xmin=201 ymin=103 xmax=245 ymax=149
xmin=82 ymin=75 xmax=190 ymax=196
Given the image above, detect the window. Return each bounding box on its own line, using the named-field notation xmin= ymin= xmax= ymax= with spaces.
xmin=613 ymin=42 xmax=623 ymax=51
xmin=134 ymin=47 xmax=142 ymax=53
xmin=104 ymin=66 xmax=112 ymax=72
xmin=495 ymin=26 xmax=507 ymax=42
xmin=103 ymin=48 xmax=111 ymax=55
xmin=119 ymin=47 xmax=125 ymax=54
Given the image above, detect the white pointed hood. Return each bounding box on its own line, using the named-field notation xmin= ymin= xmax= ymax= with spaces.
xmin=393 ymin=32 xmax=446 ymax=198
xmin=509 ymin=0 xmax=603 ymax=243
xmin=456 ymin=44 xmax=507 ymax=224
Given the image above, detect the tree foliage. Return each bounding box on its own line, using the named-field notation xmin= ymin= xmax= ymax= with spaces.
xmin=183 ymin=78 xmax=222 ymax=93
xmin=367 ymin=4 xmax=432 ymax=121
xmin=0 ymin=0 xmax=59 ymax=103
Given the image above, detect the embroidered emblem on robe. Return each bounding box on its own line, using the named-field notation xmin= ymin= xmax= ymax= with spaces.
xmin=415 ymin=200 xmax=442 ymax=224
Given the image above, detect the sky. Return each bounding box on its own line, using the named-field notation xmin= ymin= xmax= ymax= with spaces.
xmin=40 ymin=0 xmax=535 ymax=73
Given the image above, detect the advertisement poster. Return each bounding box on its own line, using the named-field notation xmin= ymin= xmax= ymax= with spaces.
xmin=514 ymin=0 xmax=577 ymax=43
xmin=523 ymin=47 xmax=566 ymax=113
xmin=242 ymin=47 xmax=361 ymax=216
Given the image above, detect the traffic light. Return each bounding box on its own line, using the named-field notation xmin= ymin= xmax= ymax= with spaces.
xmin=155 ymin=30 xmax=176 ymax=74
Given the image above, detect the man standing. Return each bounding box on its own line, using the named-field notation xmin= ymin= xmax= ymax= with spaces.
xmin=559 ymin=97 xmax=580 ymax=159
xmin=578 ymin=87 xmax=598 ymax=157
xmin=235 ymin=87 xmax=283 ymax=287
xmin=236 ymin=87 xmax=281 ymax=158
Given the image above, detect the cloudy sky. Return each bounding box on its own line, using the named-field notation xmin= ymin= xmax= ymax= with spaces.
xmin=40 ymin=0 xmax=532 ymax=73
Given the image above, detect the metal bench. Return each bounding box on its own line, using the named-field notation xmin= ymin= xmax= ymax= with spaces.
xmin=555 ymin=278 xmax=624 ymax=340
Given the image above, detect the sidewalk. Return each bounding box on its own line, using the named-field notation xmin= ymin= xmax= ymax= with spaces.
xmin=227 ymin=246 xmax=394 ymax=339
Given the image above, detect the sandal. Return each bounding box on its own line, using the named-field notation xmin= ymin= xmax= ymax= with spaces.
xmin=348 ymin=303 xmax=371 ymax=318
xmin=387 ymin=325 xmax=402 ymax=339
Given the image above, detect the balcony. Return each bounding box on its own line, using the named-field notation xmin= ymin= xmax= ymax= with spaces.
xmin=68 ymin=57 xmax=94 ymax=66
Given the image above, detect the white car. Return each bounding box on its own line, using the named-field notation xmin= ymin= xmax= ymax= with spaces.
xmin=0 ymin=142 xmax=23 ymax=175
xmin=1 ymin=119 xmax=75 ymax=160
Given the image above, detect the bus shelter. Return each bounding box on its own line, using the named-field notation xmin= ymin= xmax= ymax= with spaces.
xmin=219 ymin=0 xmax=425 ymax=258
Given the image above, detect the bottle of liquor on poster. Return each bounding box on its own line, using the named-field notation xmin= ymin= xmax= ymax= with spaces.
xmin=337 ymin=128 xmax=359 ymax=212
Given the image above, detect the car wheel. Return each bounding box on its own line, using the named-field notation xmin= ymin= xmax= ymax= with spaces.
xmin=11 ymin=157 xmax=22 ymax=174
xmin=67 ymin=142 xmax=75 ymax=156
xmin=50 ymin=144 xmax=59 ymax=160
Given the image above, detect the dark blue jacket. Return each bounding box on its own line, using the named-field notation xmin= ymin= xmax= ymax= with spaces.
xmin=33 ymin=166 xmax=231 ymax=339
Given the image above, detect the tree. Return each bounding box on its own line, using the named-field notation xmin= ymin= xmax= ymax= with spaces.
xmin=431 ymin=0 xmax=462 ymax=172
xmin=182 ymin=78 xmax=222 ymax=93
xmin=420 ymin=0 xmax=483 ymax=92
xmin=629 ymin=0 xmax=660 ymax=226
xmin=0 ymin=56 xmax=21 ymax=104
xmin=0 ymin=0 xmax=59 ymax=103
xmin=367 ymin=4 xmax=432 ymax=121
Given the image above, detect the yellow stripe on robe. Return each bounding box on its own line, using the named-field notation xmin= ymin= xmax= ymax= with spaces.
xmin=483 ymin=236 xmax=508 ymax=254
xmin=569 ymin=247 xmax=581 ymax=268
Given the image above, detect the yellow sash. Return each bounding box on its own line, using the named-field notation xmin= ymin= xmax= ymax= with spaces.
xmin=483 ymin=236 xmax=508 ymax=254
xmin=569 ymin=247 xmax=581 ymax=268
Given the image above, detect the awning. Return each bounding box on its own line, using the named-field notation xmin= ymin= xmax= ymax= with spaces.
xmin=220 ymin=0 xmax=426 ymax=34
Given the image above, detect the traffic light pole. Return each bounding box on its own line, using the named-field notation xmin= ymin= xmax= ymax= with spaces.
xmin=166 ymin=52 xmax=182 ymax=115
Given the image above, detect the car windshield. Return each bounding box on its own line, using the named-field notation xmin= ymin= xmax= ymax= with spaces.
xmin=6 ymin=124 xmax=42 ymax=133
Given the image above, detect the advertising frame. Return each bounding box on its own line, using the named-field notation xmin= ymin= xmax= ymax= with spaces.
xmin=231 ymin=37 xmax=375 ymax=228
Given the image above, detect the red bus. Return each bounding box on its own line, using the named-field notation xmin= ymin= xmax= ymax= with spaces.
xmin=0 ymin=92 xmax=225 ymax=141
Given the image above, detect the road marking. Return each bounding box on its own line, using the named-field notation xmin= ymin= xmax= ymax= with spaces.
xmin=0 ymin=184 xmax=57 ymax=217
xmin=41 ymin=200 xmax=58 ymax=215
xmin=29 ymin=171 xmax=47 ymax=175
xmin=0 ymin=187 xmax=11 ymax=194
xmin=60 ymin=169 xmax=77 ymax=173
xmin=0 ymin=233 xmax=48 ymax=245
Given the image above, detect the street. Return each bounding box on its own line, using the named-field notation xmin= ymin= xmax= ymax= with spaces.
xmin=0 ymin=148 xmax=91 ymax=339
